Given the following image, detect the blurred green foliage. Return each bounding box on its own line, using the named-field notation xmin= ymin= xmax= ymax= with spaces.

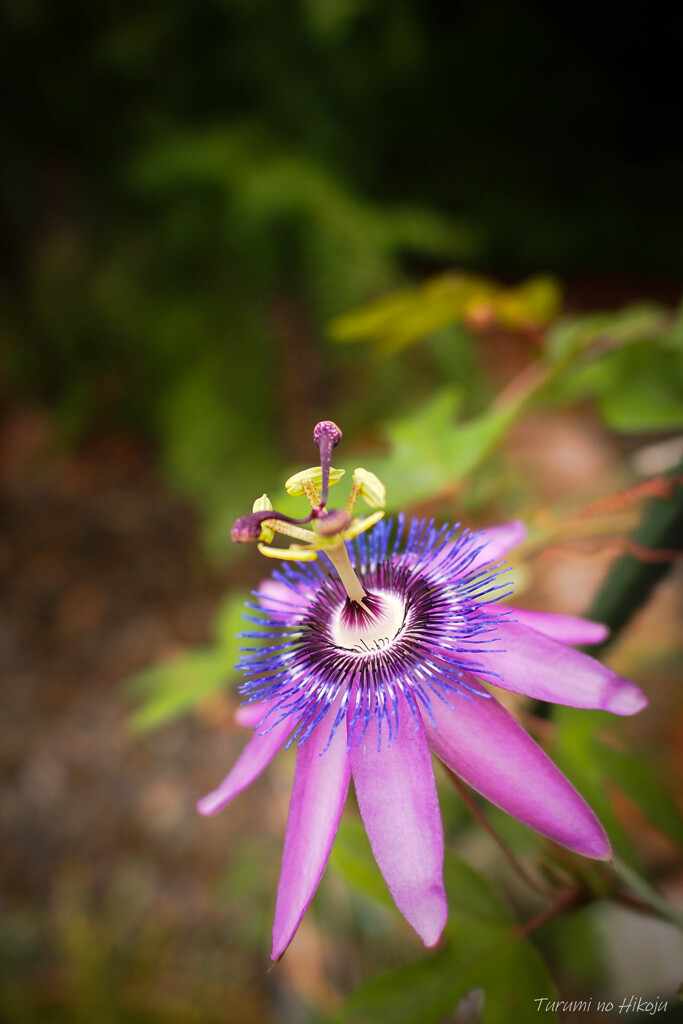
xmin=330 ymin=273 xmax=562 ymax=353
xmin=3 ymin=0 xmax=683 ymax=552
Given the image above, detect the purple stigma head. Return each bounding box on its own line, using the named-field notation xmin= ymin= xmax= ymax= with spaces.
xmin=313 ymin=421 xmax=342 ymax=449
xmin=231 ymin=513 xmax=268 ymax=544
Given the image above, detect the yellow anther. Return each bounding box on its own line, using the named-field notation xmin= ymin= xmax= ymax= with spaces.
xmin=344 ymin=511 xmax=385 ymax=539
xmin=252 ymin=493 xmax=275 ymax=543
xmin=352 ymin=468 xmax=386 ymax=509
xmin=285 ymin=466 xmax=345 ymax=498
xmin=253 ymin=494 xmax=273 ymax=512
xmin=257 ymin=543 xmax=319 ymax=562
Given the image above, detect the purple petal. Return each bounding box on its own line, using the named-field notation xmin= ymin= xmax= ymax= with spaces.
xmin=470 ymin=519 xmax=526 ymax=569
xmin=348 ymin=691 xmax=447 ymax=947
xmin=257 ymin=579 xmax=309 ymax=619
xmin=424 ymin=680 xmax=611 ymax=858
xmin=508 ymin=607 xmax=609 ymax=646
xmin=476 ymin=620 xmax=647 ymax=715
xmin=197 ymin=715 xmax=293 ymax=816
xmin=271 ymin=716 xmax=351 ymax=960
xmin=234 ymin=701 xmax=271 ymax=728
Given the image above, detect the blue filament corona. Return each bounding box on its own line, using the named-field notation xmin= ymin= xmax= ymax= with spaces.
xmin=238 ymin=518 xmax=513 ymax=752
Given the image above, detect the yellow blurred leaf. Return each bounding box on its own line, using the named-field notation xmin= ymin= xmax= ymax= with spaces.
xmin=329 ymin=272 xmax=561 ymax=353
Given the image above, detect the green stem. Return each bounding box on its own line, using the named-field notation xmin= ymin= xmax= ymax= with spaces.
xmin=586 ymin=461 xmax=683 ymax=653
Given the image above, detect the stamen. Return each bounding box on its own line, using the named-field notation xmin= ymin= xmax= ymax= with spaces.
xmin=352 ymin=468 xmax=386 ymax=509
xmin=344 ymin=511 xmax=385 ymax=540
xmin=266 ymin=520 xmax=317 ymax=543
xmin=257 ymin=544 xmax=318 ymax=561
xmin=231 ymin=509 xmax=314 ymax=544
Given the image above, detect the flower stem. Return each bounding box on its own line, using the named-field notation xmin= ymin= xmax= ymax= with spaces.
xmin=515 ymin=887 xmax=584 ymax=937
xmin=585 ymin=460 xmax=683 ymax=653
xmin=445 ymin=768 xmax=552 ymax=897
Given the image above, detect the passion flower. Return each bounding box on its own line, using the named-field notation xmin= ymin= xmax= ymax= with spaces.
xmin=199 ymin=422 xmax=646 ymax=959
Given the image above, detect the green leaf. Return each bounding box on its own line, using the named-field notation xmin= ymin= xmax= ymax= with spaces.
xmin=329 ymin=851 xmax=557 ymax=1024
xmin=126 ymin=647 xmax=236 ymax=732
xmin=551 ymin=708 xmax=640 ymax=867
xmin=594 ymin=745 xmax=683 ymax=849
xmin=440 ymin=403 xmax=522 ymax=481
xmin=368 ymin=388 xmax=463 ymax=507
xmin=597 ymin=343 xmax=683 ymax=432
xmin=475 ymin=937 xmax=557 ymax=1024
xmin=541 ymin=905 xmax=605 ymax=989
xmin=612 ymin=856 xmax=683 ymax=931
xmin=545 ymin=306 xmax=668 ymax=364
xmin=329 ymin=936 xmax=557 ymax=1024
xmin=543 ymin=312 xmax=683 ymax=433
xmin=328 ymin=946 xmax=466 ymax=1024
xmin=328 ymin=273 xmax=496 ymax=349
xmin=329 ymin=272 xmax=559 ymax=355
xmin=126 ymin=591 xmax=248 ymax=731
xmin=366 ymin=389 xmax=521 ymax=510
xmin=329 ymin=818 xmax=395 ymax=912
xmin=213 ymin=591 xmax=251 ymax=649
xmin=443 ymin=853 xmax=510 ymax=927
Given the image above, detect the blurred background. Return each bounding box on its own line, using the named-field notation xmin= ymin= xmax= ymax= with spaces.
xmin=1 ymin=2 xmax=682 ymax=1022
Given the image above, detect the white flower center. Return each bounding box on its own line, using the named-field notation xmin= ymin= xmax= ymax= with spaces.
xmin=331 ymin=591 xmax=406 ymax=654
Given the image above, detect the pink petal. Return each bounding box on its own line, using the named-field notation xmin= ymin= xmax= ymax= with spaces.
xmin=197 ymin=716 xmax=293 ymax=816
xmin=424 ymin=681 xmax=611 ymax=858
xmin=470 ymin=519 xmax=527 ymax=569
xmin=348 ymin=692 xmax=447 ymax=947
xmin=234 ymin=701 xmax=272 ymax=728
xmin=475 ymin=621 xmax=647 ymax=715
xmin=507 ymin=607 xmax=609 ymax=646
xmin=256 ymin=579 xmax=309 ymax=619
xmin=271 ymin=717 xmax=351 ymax=960
xmin=234 ymin=696 xmax=291 ymax=729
